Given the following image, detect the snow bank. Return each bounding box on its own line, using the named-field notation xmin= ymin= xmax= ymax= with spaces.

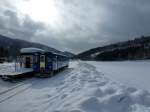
xmin=0 ymin=61 xmax=150 ymax=112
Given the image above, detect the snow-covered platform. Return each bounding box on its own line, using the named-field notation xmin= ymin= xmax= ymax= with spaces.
xmin=0 ymin=63 xmax=34 ymax=80
xmin=0 ymin=68 xmax=33 ymax=76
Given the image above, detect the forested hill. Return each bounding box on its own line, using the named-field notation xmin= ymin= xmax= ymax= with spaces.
xmin=77 ymin=36 xmax=150 ymax=61
xmin=0 ymin=34 xmax=65 ymax=58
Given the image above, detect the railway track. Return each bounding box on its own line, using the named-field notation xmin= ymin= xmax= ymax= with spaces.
xmin=0 ymin=78 xmax=44 ymax=104
xmin=0 ymin=82 xmax=26 ymax=96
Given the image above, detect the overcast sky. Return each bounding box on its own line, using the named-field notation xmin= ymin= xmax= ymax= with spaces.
xmin=0 ymin=0 xmax=150 ymax=53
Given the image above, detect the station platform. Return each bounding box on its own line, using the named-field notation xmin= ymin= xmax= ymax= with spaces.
xmin=0 ymin=67 xmax=34 ymax=81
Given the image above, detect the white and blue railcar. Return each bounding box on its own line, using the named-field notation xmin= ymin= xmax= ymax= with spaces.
xmin=20 ymin=48 xmax=69 ymax=77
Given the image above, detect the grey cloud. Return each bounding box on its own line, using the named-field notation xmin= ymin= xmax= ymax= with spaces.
xmin=0 ymin=0 xmax=150 ymax=53
xmin=57 ymin=0 xmax=150 ymax=52
xmin=0 ymin=9 xmax=45 ymax=40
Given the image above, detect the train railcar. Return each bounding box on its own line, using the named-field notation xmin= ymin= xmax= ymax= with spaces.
xmin=20 ymin=48 xmax=69 ymax=77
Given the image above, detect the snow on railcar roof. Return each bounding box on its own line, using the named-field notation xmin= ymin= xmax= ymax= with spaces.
xmin=51 ymin=52 xmax=68 ymax=57
xmin=20 ymin=47 xmax=45 ymax=53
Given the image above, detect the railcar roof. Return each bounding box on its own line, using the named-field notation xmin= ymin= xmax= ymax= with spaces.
xmin=20 ymin=47 xmax=68 ymax=57
xmin=20 ymin=47 xmax=45 ymax=54
xmin=45 ymin=51 xmax=68 ymax=57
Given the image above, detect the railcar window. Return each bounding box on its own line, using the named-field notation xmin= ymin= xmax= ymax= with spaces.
xmin=46 ymin=56 xmax=51 ymax=63
xmin=40 ymin=55 xmax=45 ymax=62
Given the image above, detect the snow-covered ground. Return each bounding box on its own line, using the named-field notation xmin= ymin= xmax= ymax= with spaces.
xmin=0 ymin=61 xmax=150 ymax=112
xmin=87 ymin=61 xmax=150 ymax=92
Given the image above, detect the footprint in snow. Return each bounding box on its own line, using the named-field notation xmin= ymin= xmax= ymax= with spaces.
xmin=96 ymin=81 xmax=108 ymax=87
xmin=61 ymin=94 xmax=68 ymax=99
xmin=69 ymin=110 xmax=82 ymax=112
xmin=93 ymin=88 xmax=105 ymax=97
xmin=103 ymin=88 xmax=116 ymax=95
xmin=80 ymin=97 xmax=102 ymax=112
xmin=126 ymin=87 xmax=137 ymax=93
xmin=70 ymin=87 xmax=81 ymax=93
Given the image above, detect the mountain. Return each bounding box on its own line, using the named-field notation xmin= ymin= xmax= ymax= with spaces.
xmin=77 ymin=36 xmax=150 ymax=61
xmin=63 ymin=51 xmax=75 ymax=58
xmin=0 ymin=34 xmax=61 ymax=58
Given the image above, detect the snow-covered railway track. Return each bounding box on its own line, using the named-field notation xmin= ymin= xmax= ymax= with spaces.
xmin=0 ymin=82 xmax=26 ymax=96
xmin=0 ymin=78 xmax=43 ymax=104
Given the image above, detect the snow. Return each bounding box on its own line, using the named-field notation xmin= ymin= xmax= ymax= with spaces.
xmin=0 ymin=61 xmax=150 ymax=112
xmin=87 ymin=61 xmax=150 ymax=92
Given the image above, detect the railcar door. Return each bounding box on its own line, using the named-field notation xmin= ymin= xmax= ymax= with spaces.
xmin=40 ymin=55 xmax=45 ymax=73
xmin=25 ymin=57 xmax=31 ymax=68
